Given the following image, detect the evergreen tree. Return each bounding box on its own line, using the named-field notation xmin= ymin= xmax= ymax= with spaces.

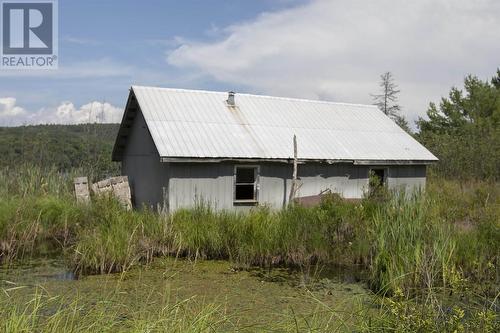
xmin=491 ymin=68 xmax=500 ymax=89
xmin=416 ymin=70 xmax=500 ymax=180
xmin=372 ymin=72 xmax=411 ymax=132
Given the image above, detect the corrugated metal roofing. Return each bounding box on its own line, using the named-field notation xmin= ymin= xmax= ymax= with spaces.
xmin=123 ymin=85 xmax=437 ymax=163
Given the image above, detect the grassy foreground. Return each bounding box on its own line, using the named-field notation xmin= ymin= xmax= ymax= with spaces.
xmin=0 ymin=166 xmax=498 ymax=331
xmin=2 ymin=288 xmax=232 ymax=332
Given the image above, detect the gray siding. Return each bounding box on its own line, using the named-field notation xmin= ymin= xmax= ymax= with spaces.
xmin=168 ymin=163 xmax=234 ymax=210
xmin=387 ymin=165 xmax=426 ymax=193
xmin=168 ymin=163 xmax=292 ymax=210
xmin=121 ymin=110 xmax=168 ymax=209
xmin=296 ymin=163 xmax=369 ymax=199
xmin=166 ymin=162 xmax=427 ymax=211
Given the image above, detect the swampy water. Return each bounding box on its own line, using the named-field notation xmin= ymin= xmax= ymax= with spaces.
xmin=0 ymin=257 xmax=371 ymax=329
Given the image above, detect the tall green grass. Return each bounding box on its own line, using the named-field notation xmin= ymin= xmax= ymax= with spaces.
xmin=0 ymin=166 xmax=498 ymax=297
xmin=0 ymin=164 xmax=112 ymax=198
xmin=72 ymin=197 xmax=174 ymax=275
xmin=2 ymin=286 xmax=497 ymax=332
xmin=0 ymin=287 xmax=233 ymax=332
xmin=169 ymin=193 xmax=369 ymax=269
xmin=368 ymin=193 xmax=456 ymax=294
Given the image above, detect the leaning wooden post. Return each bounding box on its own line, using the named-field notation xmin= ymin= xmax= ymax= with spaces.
xmin=289 ymin=134 xmax=298 ymax=204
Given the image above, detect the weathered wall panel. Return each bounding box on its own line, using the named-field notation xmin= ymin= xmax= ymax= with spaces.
xmin=296 ymin=163 xmax=369 ymax=199
xmin=386 ymin=165 xmax=426 ymax=194
xmin=168 ymin=163 xmax=234 ymax=210
xmin=166 ymin=162 xmax=427 ymax=211
xmin=121 ymin=110 xmax=168 ymax=209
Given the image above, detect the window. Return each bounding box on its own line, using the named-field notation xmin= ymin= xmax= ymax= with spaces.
xmin=234 ymin=166 xmax=259 ymax=204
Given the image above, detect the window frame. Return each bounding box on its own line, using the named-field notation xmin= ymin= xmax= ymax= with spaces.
xmin=233 ymin=165 xmax=260 ymax=205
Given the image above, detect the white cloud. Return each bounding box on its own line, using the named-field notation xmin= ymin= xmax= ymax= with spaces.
xmin=0 ymin=99 xmax=123 ymax=126
xmin=167 ymin=0 xmax=500 ymax=123
xmin=36 ymin=101 xmax=123 ymax=124
xmin=0 ymin=98 xmax=27 ymax=119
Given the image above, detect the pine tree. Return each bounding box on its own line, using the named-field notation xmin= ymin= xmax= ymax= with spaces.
xmin=416 ymin=71 xmax=500 ymax=180
xmin=372 ymin=72 xmax=411 ymax=132
xmin=491 ymin=68 xmax=500 ymax=89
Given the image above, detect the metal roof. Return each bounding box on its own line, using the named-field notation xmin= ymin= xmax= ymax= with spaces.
xmin=113 ymin=85 xmax=437 ymax=163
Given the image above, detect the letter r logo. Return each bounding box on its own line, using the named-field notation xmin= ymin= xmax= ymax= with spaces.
xmin=2 ymin=2 xmax=53 ymax=54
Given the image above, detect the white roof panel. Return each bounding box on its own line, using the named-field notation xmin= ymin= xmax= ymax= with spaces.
xmin=129 ymin=86 xmax=437 ymax=162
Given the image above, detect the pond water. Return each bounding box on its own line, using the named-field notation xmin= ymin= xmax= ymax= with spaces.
xmin=0 ymin=256 xmax=372 ymax=329
xmin=0 ymin=256 xmax=367 ymax=287
xmin=0 ymin=258 xmax=76 ymax=284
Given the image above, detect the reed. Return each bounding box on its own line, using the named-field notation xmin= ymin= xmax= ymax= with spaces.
xmin=0 ymin=287 xmax=234 ymax=332
xmin=2 ymin=285 xmax=497 ymax=332
xmin=368 ymin=192 xmax=456 ymax=294
xmin=0 ymin=165 xmax=498 ymax=297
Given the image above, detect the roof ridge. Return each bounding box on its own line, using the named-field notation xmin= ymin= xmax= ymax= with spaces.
xmin=131 ymin=85 xmax=379 ymax=109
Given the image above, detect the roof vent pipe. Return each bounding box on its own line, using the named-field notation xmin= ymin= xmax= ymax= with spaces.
xmin=227 ymin=91 xmax=235 ymax=106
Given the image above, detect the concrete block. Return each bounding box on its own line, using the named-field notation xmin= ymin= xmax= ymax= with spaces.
xmin=92 ymin=176 xmax=132 ymax=210
xmin=74 ymin=177 xmax=90 ymax=204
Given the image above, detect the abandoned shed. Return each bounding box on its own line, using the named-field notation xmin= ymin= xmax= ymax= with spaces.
xmin=112 ymin=86 xmax=438 ymax=211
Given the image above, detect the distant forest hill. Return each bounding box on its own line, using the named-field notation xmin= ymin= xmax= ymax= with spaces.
xmin=0 ymin=123 xmax=120 ymax=178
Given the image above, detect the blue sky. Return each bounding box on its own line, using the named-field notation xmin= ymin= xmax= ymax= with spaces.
xmin=1 ymin=0 xmax=305 ymax=124
xmin=1 ymin=0 xmax=499 ymax=126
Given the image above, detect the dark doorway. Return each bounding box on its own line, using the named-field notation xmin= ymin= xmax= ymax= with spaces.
xmin=371 ymin=168 xmax=385 ymax=186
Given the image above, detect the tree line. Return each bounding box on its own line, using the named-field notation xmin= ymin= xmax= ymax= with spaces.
xmin=373 ymin=69 xmax=499 ymax=181
xmin=0 ymin=123 xmax=120 ymax=179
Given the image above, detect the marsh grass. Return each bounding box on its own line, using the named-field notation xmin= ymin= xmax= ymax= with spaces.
xmin=3 ymin=285 xmax=496 ymax=332
xmin=359 ymin=288 xmax=500 ymax=332
xmin=70 ymin=197 xmax=170 ymax=275
xmin=0 ymin=165 xmax=498 ymax=331
xmin=0 ymin=166 xmax=498 ymax=297
xmin=0 ymin=286 xmax=234 ymax=332
xmin=368 ymin=192 xmax=457 ymax=295
xmin=0 ymin=165 xmax=92 ymax=198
